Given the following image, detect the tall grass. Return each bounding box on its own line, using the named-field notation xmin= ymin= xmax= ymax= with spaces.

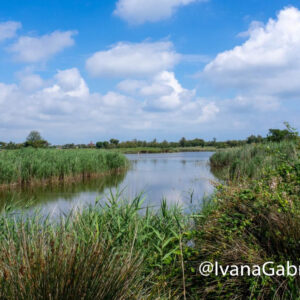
xmin=0 ymin=192 xmax=187 ymax=299
xmin=184 ymin=141 xmax=300 ymax=299
xmin=209 ymin=141 xmax=298 ymax=180
xmin=0 ymin=148 xmax=128 ymax=187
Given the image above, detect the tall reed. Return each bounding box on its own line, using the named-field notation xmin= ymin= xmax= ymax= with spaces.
xmin=0 ymin=192 xmax=187 ymax=299
xmin=0 ymin=148 xmax=128 ymax=187
xmin=210 ymin=141 xmax=298 ymax=180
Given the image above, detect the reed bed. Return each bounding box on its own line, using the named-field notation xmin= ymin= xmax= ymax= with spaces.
xmin=185 ymin=141 xmax=300 ymax=299
xmin=0 ymin=192 xmax=187 ymax=299
xmin=0 ymin=148 xmax=128 ymax=187
xmin=209 ymin=141 xmax=298 ymax=180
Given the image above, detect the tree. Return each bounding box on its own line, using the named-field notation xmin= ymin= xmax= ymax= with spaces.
xmin=247 ymin=135 xmax=264 ymax=144
xmin=267 ymin=123 xmax=298 ymax=142
xmin=0 ymin=142 xmax=6 ymax=149
xmin=103 ymin=141 xmax=109 ymax=149
xmin=26 ymin=131 xmax=43 ymax=143
xmin=179 ymin=137 xmax=186 ymax=147
xmin=161 ymin=140 xmax=169 ymax=148
xmin=110 ymin=139 xmax=119 ymax=146
xmin=96 ymin=141 xmax=104 ymax=149
xmin=25 ymin=130 xmax=48 ymax=148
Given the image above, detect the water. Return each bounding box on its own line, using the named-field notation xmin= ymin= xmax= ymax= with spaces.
xmin=0 ymin=152 xmax=216 ymax=216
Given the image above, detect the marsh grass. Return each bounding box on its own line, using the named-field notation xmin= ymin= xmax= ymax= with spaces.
xmin=0 ymin=191 xmax=187 ymax=299
xmin=209 ymin=141 xmax=298 ymax=181
xmin=0 ymin=148 xmax=128 ymax=188
xmin=185 ymin=141 xmax=300 ymax=299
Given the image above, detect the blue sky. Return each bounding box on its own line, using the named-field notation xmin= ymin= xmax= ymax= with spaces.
xmin=0 ymin=0 xmax=299 ymax=144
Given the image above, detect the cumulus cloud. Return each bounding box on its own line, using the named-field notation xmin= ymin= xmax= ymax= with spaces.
xmin=117 ymin=71 xmax=195 ymax=111
xmin=204 ymin=7 xmax=300 ymax=98
xmin=86 ymin=41 xmax=180 ymax=78
xmin=54 ymin=68 xmax=89 ymax=98
xmin=0 ymin=68 xmax=219 ymax=142
xmin=0 ymin=21 xmax=21 ymax=42
xmin=144 ymin=74 xmax=185 ymax=110
xmin=0 ymin=83 xmax=17 ymax=104
xmin=18 ymin=74 xmax=44 ymax=91
xmin=146 ymin=71 xmax=195 ymax=110
xmin=9 ymin=30 xmax=77 ymax=63
xmin=114 ymin=0 xmax=207 ymax=24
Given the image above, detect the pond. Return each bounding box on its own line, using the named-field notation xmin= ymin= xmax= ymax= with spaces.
xmin=0 ymin=152 xmax=217 ymax=216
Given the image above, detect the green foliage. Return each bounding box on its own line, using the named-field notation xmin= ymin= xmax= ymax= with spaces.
xmin=26 ymin=130 xmax=43 ymax=142
xmin=24 ymin=130 xmax=49 ymax=148
xmin=96 ymin=141 xmax=104 ymax=149
xmin=187 ymin=141 xmax=300 ymax=299
xmin=267 ymin=122 xmax=299 ymax=142
xmin=210 ymin=141 xmax=298 ymax=181
xmin=0 ymin=193 xmax=186 ymax=299
xmin=0 ymin=148 xmax=128 ymax=186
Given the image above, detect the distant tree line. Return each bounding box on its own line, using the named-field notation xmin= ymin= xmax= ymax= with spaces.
xmin=0 ymin=123 xmax=298 ymax=150
xmin=0 ymin=131 xmax=49 ymax=150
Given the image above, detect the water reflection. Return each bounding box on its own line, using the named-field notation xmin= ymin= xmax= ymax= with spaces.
xmin=0 ymin=152 xmax=217 ymax=216
xmin=0 ymin=171 xmax=127 ymax=211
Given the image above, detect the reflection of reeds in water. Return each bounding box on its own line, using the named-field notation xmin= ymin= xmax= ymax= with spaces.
xmin=0 ymin=169 xmax=128 ymax=211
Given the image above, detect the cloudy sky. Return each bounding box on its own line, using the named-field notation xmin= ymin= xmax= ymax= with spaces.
xmin=0 ymin=0 xmax=299 ymax=144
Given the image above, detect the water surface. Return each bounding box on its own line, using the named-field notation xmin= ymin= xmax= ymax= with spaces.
xmin=0 ymin=152 xmax=216 ymax=216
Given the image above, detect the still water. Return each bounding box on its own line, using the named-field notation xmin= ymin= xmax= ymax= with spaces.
xmin=0 ymin=152 xmax=216 ymax=216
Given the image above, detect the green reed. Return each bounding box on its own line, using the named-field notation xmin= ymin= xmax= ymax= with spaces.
xmin=209 ymin=140 xmax=298 ymax=181
xmin=0 ymin=148 xmax=128 ymax=186
xmin=0 ymin=192 xmax=187 ymax=299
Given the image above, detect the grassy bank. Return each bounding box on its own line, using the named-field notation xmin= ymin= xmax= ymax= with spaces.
xmin=187 ymin=141 xmax=300 ymax=298
xmin=113 ymin=146 xmax=216 ymax=154
xmin=0 ymin=148 xmax=128 ymax=188
xmin=210 ymin=141 xmax=298 ymax=180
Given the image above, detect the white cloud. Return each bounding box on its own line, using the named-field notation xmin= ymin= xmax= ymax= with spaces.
xmin=117 ymin=79 xmax=146 ymax=94
xmin=54 ymin=68 xmax=89 ymax=98
xmin=86 ymin=41 xmax=180 ymax=78
xmin=204 ymin=7 xmax=300 ymax=98
xmin=196 ymin=102 xmax=220 ymax=123
xmin=0 ymin=21 xmax=21 ymax=42
xmin=144 ymin=71 xmax=195 ymax=110
xmin=0 ymin=68 xmax=219 ymax=142
xmin=19 ymin=74 xmax=44 ymax=91
xmin=114 ymin=0 xmax=207 ymax=24
xmin=118 ymin=71 xmax=195 ymax=111
xmin=0 ymin=83 xmax=17 ymax=104
xmin=9 ymin=30 xmax=77 ymax=63
xmin=230 ymin=95 xmax=280 ymax=112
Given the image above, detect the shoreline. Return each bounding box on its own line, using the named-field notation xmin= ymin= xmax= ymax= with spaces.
xmin=111 ymin=146 xmax=217 ymax=154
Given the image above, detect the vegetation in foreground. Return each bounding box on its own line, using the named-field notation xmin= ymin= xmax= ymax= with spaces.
xmin=0 ymin=194 xmax=187 ymax=299
xmin=0 ymin=148 xmax=127 ymax=188
xmin=187 ymin=139 xmax=300 ymax=299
